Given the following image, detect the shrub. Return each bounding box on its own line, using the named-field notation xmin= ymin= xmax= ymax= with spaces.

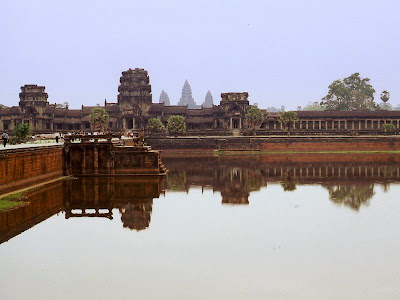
xmin=382 ymin=123 xmax=395 ymax=135
xmin=167 ymin=115 xmax=186 ymax=136
xmin=14 ymin=123 xmax=30 ymax=143
xmin=146 ymin=118 xmax=165 ymax=134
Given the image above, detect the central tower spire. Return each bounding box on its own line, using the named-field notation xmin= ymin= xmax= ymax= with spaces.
xmin=178 ymin=80 xmax=197 ymax=109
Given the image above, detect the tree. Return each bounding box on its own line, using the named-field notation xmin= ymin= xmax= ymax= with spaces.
xmin=167 ymin=115 xmax=186 ymax=136
xmin=303 ymin=101 xmax=324 ymax=111
xmin=146 ymin=118 xmax=165 ymax=134
xmin=89 ymin=107 xmax=109 ymax=132
xmin=321 ymin=73 xmax=376 ymax=111
xmin=380 ymin=90 xmax=390 ymax=103
xmin=14 ymin=123 xmax=30 ymax=143
xmin=279 ymin=111 xmax=298 ymax=136
xmin=246 ymin=106 xmax=263 ymax=132
xmin=382 ymin=123 xmax=395 ymax=135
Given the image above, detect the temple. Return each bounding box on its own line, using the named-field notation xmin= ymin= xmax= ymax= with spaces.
xmin=159 ymin=90 xmax=170 ymax=106
xmin=1 ymin=68 xmax=400 ymax=135
xmin=177 ymin=79 xmax=198 ymax=109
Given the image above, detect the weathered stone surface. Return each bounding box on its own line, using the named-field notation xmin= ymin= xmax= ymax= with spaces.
xmin=0 ymin=145 xmax=63 ymax=195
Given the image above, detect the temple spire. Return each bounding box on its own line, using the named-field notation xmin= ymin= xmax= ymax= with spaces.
xmin=159 ymin=90 xmax=170 ymax=105
xmin=203 ymin=90 xmax=213 ymax=108
xmin=178 ymin=80 xmax=197 ymax=109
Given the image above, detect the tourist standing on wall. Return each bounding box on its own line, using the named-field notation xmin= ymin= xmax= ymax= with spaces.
xmin=2 ymin=132 xmax=9 ymax=147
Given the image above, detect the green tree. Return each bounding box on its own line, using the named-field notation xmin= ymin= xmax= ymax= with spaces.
xmin=380 ymin=90 xmax=390 ymax=103
xmin=321 ymin=73 xmax=376 ymax=111
xmin=14 ymin=123 xmax=30 ymax=143
xmin=246 ymin=106 xmax=263 ymax=132
xmin=382 ymin=123 xmax=395 ymax=135
xmin=279 ymin=111 xmax=298 ymax=136
xmin=146 ymin=118 xmax=166 ymax=134
xmin=303 ymin=101 xmax=324 ymax=111
xmin=89 ymin=107 xmax=109 ymax=132
xmin=167 ymin=115 xmax=186 ymax=136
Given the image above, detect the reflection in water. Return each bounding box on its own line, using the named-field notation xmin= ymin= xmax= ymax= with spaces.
xmin=64 ymin=177 xmax=162 ymax=231
xmin=323 ymin=183 xmax=375 ymax=210
xmin=162 ymin=154 xmax=400 ymax=210
xmin=2 ymin=153 xmax=400 ymax=244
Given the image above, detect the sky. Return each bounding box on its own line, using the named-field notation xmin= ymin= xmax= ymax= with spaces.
xmin=0 ymin=0 xmax=399 ymax=110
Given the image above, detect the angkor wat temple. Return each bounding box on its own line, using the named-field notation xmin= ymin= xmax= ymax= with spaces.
xmin=1 ymin=68 xmax=400 ymax=135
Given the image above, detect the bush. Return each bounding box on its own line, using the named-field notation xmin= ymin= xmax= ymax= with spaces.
xmin=89 ymin=107 xmax=109 ymax=132
xmin=246 ymin=106 xmax=263 ymax=131
xmin=14 ymin=123 xmax=30 ymax=143
xmin=146 ymin=118 xmax=165 ymax=134
xmin=382 ymin=123 xmax=395 ymax=135
xmin=167 ymin=115 xmax=186 ymax=136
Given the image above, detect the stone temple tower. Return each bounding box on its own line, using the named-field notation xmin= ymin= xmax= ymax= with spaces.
xmin=19 ymin=84 xmax=49 ymax=131
xmin=203 ymin=90 xmax=214 ymax=108
xmin=178 ymin=80 xmax=197 ymax=109
xmin=159 ymin=90 xmax=170 ymax=105
xmin=117 ymin=68 xmax=152 ymax=130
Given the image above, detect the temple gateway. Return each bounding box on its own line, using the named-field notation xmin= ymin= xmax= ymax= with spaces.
xmin=1 ymin=68 xmax=399 ymax=135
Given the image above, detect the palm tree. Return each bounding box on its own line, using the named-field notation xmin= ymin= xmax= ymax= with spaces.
xmin=279 ymin=111 xmax=299 ymax=136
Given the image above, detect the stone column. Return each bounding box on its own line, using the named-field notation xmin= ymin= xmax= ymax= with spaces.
xmin=94 ymin=146 xmax=99 ymax=175
xmin=81 ymin=147 xmax=86 ymax=175
xmin=274 ymin=121 xmax=276 ymax=130
xmin=319 ymin=120 xmax=321 ymax=130
xmin=230 ymin=118 xmax=233 ymax=130
xmin=345 ymin=120 xmax=347 ymax=130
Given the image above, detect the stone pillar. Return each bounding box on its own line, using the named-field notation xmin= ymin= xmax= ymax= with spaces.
xmin=94 ymin=146 xmax=99 ymax=175
xmin=299 ymin=121 xmax=302 ymax=130
xmin=81 ymin=147 xmax=86 ymax=175
xmin=306 ymin=120 xmax=309 ymax=130
xmin=319 ymin=120 xmax=321 ymax=130
xmin=230 ymin=118 xmax=233 ymax=130
xmin=345 ymin=120 xmax=347 ymax=130
xmin=359 ymin=120 xmax=361 ymax=130
xmin=274 ymin=121 xmax=276 ymax=130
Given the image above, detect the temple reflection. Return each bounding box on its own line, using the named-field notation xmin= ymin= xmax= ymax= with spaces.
xmin=63 ymin=177 xmax=162 ymax=231
xmin=2 ymin=153 xmax=400 ymax=244
xmin=162 ymin=153 xmax=400 ymax=209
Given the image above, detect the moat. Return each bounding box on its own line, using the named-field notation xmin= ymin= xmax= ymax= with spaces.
xmin=1 ymin=153 xmax=400 ymax=299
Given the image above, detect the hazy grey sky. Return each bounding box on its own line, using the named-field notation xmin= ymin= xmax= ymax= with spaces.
xmin=1 ymin=0 xmax=399 ymax=109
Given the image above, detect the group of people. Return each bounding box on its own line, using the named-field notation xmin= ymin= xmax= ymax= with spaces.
xmin=2 ymin=132 xmax=9 ymax=147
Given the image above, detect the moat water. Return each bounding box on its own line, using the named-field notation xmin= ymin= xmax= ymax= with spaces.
xmin=1 ymin=154 xmax=400 ymax=299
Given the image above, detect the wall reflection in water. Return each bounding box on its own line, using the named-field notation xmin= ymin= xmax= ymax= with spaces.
xmin=1 ymin=153 xmax=400 ymax=244
xmin=162 ymin=153 xmax=400 ymax=210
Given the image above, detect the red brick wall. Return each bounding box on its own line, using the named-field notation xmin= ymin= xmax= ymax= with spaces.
xmin=260 ymin=141 xmax=400 ymax=152
xmin=0 ymin=146 xmax=63 ymax=194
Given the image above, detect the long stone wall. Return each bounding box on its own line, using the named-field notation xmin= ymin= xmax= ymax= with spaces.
xmin=0 ymin=146 xmax=63 ymax=195
xmin=145 ymin=136 xmax=400 ymax=152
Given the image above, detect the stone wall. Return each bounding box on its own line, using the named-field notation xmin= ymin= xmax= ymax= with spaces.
xmin=0 ymin=146 xmax=63 ymax=195
xmin=145 ymin=136 xmax=400 ymax=152
xmin=0 ymin=182 xmax=63 ymax=244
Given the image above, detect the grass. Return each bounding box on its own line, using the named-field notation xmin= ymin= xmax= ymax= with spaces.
xmin=0 ymin=199 xmax=25 ymax=211
xmin=0 ymin=191 xmax=26 ymax=211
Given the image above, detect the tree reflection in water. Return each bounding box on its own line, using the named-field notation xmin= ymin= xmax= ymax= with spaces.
xmin=322 ymin=184 xmax=375 ymax=211
xmin=280 ymin=171 xmax=298 ymax=191
xmin=3 ymin=154 xmax=400 ymax=244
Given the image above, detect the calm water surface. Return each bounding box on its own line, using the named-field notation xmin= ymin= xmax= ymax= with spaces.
xmin=1 ymin=154 xmax=400 ymax=299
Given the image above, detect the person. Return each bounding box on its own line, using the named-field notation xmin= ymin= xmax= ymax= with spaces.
xmin=2 ymin=132 xmax=9 ymax=147
xmin=55 ymin=135 xmax=59 ymax=143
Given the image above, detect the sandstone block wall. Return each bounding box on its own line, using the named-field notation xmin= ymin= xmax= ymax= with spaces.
xmin=0 ymin=146 xmax=63 ymax=195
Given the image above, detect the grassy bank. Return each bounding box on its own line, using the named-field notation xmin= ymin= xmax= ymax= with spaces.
xmin=0 ymin=191 xmax=27 ymax=211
